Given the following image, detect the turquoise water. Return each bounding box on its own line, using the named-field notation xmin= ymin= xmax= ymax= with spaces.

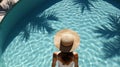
xmin=1 ymin=0 xmax=120 ymax=67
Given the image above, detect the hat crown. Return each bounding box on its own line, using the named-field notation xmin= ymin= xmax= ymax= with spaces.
xmin=61 ymin=33 xmax=74 ymax=46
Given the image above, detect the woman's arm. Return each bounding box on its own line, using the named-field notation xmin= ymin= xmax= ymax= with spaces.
xmin=74 ymin=52 xmax=79 ymax=67
xmin=52 ymin=52 xmax=57 ymax=67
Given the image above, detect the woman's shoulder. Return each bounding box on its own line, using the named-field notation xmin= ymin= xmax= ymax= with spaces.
xmin=73 ymin=52 xmax=78 ymax=55
xmin=73 ymin=52 xmax=78 ymax=59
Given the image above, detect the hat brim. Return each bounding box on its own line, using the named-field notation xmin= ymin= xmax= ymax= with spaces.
xmin=54 ymin=29 xmax=80 ymax=52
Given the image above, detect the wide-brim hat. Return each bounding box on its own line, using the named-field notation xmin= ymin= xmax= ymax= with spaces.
xmin=54 ymin=29 xmax=80 ymax=52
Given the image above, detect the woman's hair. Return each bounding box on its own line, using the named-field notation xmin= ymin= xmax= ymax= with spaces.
xmin=59 ymin=40 xmax=74 ymax=64
xmin=58 ymin=52 xmax=73 ymax=64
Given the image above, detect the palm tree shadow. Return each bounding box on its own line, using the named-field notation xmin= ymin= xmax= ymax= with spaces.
xmin=103 ymin=0 xmax=120 ymax=9
xmin=94 ymin=14 xmax=120 ymax=59
xmin=73 ymin=0 xmax=96 ymax=13
xmin=2 ymin=12 xmax=59 ymax=53
xmin=28 ymin=13 xmax=58 ymax=34
xmin=102 ymin=37 xmax=120 ymax=59
xmin=2 ymin=0 xmax=61 ymax=53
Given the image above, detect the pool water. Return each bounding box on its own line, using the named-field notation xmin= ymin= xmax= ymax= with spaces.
xmin=1 ymin=0 xmax=120 ymax=67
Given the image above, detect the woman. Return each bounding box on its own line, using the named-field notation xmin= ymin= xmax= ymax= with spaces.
xmin=52 ymin=29 xmax=80 ymax=67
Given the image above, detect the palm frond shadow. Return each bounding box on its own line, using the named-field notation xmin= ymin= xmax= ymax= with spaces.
xmin=95 ymin=14 xmax=120 ymax=39
xmin=2 ymin=13 xmax=59 ymax=53
xmin=102 ymin=37 xmax=120 ymax=59
xmin=28 ymin=13 xmax=58 ymax=34
xmin=94 ymin=14 xmax=120 ymax=59
xmin=73 ymin=0 xmax=96 ymax=13
xmin=103 ymin=0 xmax=120 ymax=9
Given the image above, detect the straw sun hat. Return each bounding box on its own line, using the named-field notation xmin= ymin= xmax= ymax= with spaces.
xmin=54 ymin=29 xmax=80 ymax=52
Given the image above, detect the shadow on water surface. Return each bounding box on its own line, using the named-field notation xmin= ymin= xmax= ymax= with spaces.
xmin=94 ymin=14 xmax=120 ymax=59
xmin=103 ymin=0 xmax=120 ymax=9
xmin=2 ymin=0 xmax=61 ymax=53
xmin=73 ymin=0 xmax=96 ymax=13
